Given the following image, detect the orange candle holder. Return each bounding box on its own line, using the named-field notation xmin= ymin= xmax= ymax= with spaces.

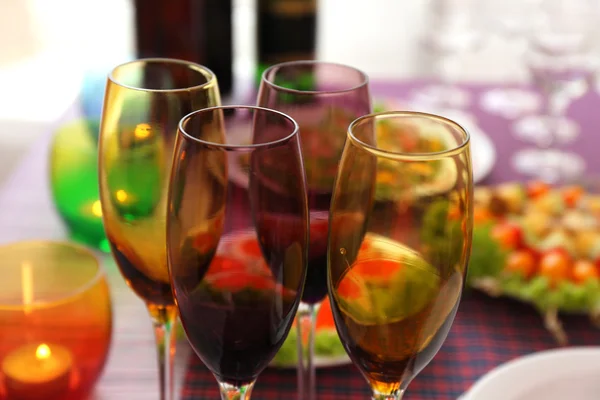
xmin=0 ymin=241 xmax=112 ymax=400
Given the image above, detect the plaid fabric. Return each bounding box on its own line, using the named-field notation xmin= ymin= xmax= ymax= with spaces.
xmin=182 ymin=291 xmax=599 ymax=399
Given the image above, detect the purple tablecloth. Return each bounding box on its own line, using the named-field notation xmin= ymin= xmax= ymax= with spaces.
xmin=367 ymin=80 xmax=600 ymax=184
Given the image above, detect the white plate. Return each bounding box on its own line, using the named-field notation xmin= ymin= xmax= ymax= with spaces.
xmin=425 ymin=108 xmax=496 ymax=184
xmin=461 ymin=347 xmax=600 ymax=400
xmin=227 ymin=107 xmax=496 ymax=191
xmin=377 ymin=100 xmax=497 ymax=184
xmin=470 ymin=124 xmax=496 ymax=184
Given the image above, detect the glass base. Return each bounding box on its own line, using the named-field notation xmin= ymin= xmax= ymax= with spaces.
xmin=410 ymin=85 xmax=471 ymax=110
xmin=513 ymin=115 xmax=580 ymax=147
xmin=479 ymin=88 xmax=540 ymax=119
xmin=512 ymin=148 xmax=585 ymax=183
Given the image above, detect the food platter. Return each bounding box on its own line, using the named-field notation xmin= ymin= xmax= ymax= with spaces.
xmin=467 ymin=180 xmax=600 ymax=344
xmin=226 ymin=103 xmax=488 ymax=199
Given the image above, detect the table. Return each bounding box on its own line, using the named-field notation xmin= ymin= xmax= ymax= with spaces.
xmin=1 ymin=81 xmax=600 ymax=399
xmin=180 ymin=82 xmax=600 ymax=399
xmin=0 ymin=102 xmax=192 ymax=400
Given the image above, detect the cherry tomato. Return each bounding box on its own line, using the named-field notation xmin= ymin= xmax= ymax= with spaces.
xmin=473 ymin=207 xmax=493 ymax=224
xmin=208 ymin=256 xmax=246 ymax=275
xmin=504 ymin=250 xmax=537 ymax=279
xmin=353 ymin=259 xmax=403 ymax=280
xmin=527 ymin=181 xmax=550 ymax=199
xmin=192 ymin=232 xmax=217 ymax=254
xmin=241 ymin=238 xmax=263 ymax=258
xmin=491 ymin=222 xmax=523 ymax=250
xmin=207 ymin=256 xmax=274 ymax=291
xmin=562 ymin=185 xmax=585 ymax=208
xmin=359 ymin=240 xmax=372 ymax=253
xmin=448 ymin=205 xmax=461 ymax=220
xmin=316 ymin=297 xmax=336 ymax=330
xmin=572 ymin=260 xmax=599 ymax=284
xmin=539 ymin=250 xmax=572 ymax=287
xmin=336 ymin=274 xmax=363 ymax=300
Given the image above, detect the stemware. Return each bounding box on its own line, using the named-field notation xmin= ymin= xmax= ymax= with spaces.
xmin=478 ymin=0 xmax=542 ymax=119
xmin=166 ymin=106 xmax=309 ymax=400
xmin=328 ymin=111 xmax=473 ymax=399
xmin=512 ymin=0 xmax=598 ymax=182
xmin=410 ymin=0 xmax=483 ymax=111
xmin=257 ymin=60 xmax=371 ymax=400
xmin=98 ymin=58 xmax=221 ymax=400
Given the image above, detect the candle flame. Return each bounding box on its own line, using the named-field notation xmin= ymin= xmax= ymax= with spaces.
xmin=21 ymin=262 xmax=34 ymax=314
xmin=91 ymin=200 xmax=103 ymax=217
xmin=35 ymin=344 xmax=51 ymax=360
xmin=134 ymin=123 xmax=152 ymax=139
xmin=116 ymin=190 xmax=128 ymax=203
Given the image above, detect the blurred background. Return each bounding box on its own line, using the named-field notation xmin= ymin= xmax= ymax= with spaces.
xmin=2 ymin=2 xmax=600 ymax=398
xmin=0 ymin=0 xmax=536 ymax=186
xmin=1 ymin=0 xmax=598 ymax=186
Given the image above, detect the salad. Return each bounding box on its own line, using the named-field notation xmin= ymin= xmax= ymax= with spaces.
xmin=466 ymin=181 xmax=600 ymax=344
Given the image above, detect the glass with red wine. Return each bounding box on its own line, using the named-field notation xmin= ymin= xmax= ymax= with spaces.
xmin=166 ymin=106 xmax=309 ymax=399
xmin=328 ymin=111 xmax=473 ymax=399
xmin=257 ymin=61 xmax=371 ymax=400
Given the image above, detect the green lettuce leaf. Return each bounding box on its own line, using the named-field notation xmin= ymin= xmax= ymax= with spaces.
xmin=271 ymin=328 xmax=347 ymax=366
xmin=466 ymin=223 xmax=508 ymax=283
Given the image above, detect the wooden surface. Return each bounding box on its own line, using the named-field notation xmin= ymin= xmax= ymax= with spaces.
xmin=0 ymin=104 xmax=193 ymax=400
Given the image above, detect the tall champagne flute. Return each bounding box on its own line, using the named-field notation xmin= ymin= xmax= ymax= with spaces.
xmin=167 ymin=106 xmax=309 ymax=399
xmin=257 ymin=61 xmax=371 ymax=400
xmin=328 ymin=111 xmax=473 ymax=399
xmin=98 ymin=58 xmax=221 ymax=400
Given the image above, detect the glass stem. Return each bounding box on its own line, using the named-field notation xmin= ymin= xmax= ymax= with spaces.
xmin=149 ymin=304 xmax=178 ymax=400
xmin=296 ymin=302 xmax=320 ymax=400
xmin=218 ymin=380 xmax=255 ymax=400
xmin=541 ymin=89 xmax=564 ymax=149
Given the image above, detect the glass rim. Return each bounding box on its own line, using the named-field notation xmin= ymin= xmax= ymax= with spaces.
xmin=0 ymin=240 xmax=106 ymax=310
xmin=108 ymin=57 xmax=217 ymax=93
xmin=178 ymin=105 xmax=300 ymax=151
xmin=261 ymin=60 xmax=370 ymax=95
xmin=348 ymin=111 xmax=471 ymax=161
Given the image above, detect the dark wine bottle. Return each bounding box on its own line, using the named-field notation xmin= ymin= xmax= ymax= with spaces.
xmin=133 ymin=0 xmax=233 ymax=95
xmin=256 ymin=0 xmax=317 ymax=86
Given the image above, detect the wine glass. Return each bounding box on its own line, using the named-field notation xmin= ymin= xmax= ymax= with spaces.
xmin=328 ymin=111 xmax=473 ymax=399
xmin=410 ymin=0 xmax=483 ymax=111
xmin=512 ymin=0 xmax=598 ymax=182
xmin=478 ymin=0 xmax=542 ymax=119
xmin=98 ymin=58 xmax=221 ymax=400
xmin=257 ymin=60 xmax=371 ymax=400
xmin=166 ymin=106 xmax=308 ymax=400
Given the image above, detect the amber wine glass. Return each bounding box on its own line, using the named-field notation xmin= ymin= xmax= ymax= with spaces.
xmin=257 ymin=60 xmax=371 ymax=400
xmin=98 ymin=58 xmax=220 ymax=400
xmin=167 ymin=106 xmax=308 ymax=399
xmin=328 ymin=111 xmax=473 ymax=399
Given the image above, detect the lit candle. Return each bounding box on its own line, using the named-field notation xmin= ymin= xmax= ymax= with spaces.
xmin=2 ymin=343 xmax=73 ymax=399
xmin=81 ymin=199 xmax=103 ymax=220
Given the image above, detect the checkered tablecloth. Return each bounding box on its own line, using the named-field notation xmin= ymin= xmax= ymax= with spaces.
xmin=181 ymin=291 xmax=599 ymax=399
